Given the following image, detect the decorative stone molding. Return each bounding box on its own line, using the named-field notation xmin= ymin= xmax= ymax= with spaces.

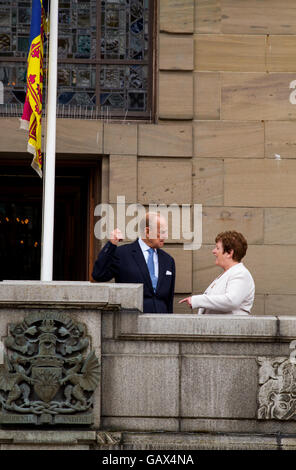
xmin=115 ymin=312 xmax=279 ymax=342
xmin=0 ymin=311 xmax=100 ymax=426
xmin=96 ymin=431 xmax=122 ymax=446
xmin=0 ymin=281 xmax=143 ymax=312
xmin=258 ymin=356 xmax=296 ymax=420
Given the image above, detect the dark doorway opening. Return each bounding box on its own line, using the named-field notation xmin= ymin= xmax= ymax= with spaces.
xmin=0 ymin=158 xmax=100 ymax=281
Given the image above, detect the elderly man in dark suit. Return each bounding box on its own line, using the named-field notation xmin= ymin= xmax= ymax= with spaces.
xmin=92 ymin=212 xmax=176 ymax=313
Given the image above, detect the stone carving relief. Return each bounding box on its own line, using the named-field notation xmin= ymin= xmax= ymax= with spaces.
xmin=96 ymin=431 xmax=122 ymax=448
xmin=0 ymin=311 xmax=100 ymax=425
xmin=257 ymin=356 xmax=296 ymax=420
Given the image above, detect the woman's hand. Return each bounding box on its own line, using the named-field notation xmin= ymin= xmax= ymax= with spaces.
xmin=179 ymin=296 xmax=192 ymax=308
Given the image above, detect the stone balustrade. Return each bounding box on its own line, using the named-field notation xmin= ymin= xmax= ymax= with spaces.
xmin=0 ymin=281 xmax=296 ymax=450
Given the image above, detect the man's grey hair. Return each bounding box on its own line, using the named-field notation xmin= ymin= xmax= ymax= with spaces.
xmin=139 ymin=212 xmax=165 ymax=237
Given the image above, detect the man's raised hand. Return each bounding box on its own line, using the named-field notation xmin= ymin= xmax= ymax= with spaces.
xmin=110 ymin=228 xmax=123 ymax=245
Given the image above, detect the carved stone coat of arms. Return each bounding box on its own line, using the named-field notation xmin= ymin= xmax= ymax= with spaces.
xmin=0 ymin=312 xmax=100 ymax=425
xmin=258 ymin=356 xmax=296 ymax=420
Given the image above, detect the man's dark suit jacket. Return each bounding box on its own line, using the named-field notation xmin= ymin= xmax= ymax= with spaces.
xmin=92 ymin=240 xmax=175 ymax=313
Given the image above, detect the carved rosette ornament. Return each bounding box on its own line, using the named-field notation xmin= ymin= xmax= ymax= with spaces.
xmin=257 ymin=356 xmax=296 ymax=420
xmin=0 ymin=312 xmax=100 ymax=425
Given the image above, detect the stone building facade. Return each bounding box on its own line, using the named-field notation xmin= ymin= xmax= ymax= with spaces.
xmin=1 ymin=0 xmax=296 ymax=315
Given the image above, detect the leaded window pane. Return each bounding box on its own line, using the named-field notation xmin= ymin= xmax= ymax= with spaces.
xmin=58 ymin=0 xmax=97 ymax=58
xmin=0 ymin=62 xmax=27 ymax=103
xmin=101 ymin=0 xmax=149 ymax=61
xmin=100 ymin=64 xmax=147 ymax=111
xmin=0 ymin=0 xmax=153 ymax=118
xmin=0 ymin=1 xmax=31 ymax=58
xmin=57 ymin=63 xmax=96 ymax=105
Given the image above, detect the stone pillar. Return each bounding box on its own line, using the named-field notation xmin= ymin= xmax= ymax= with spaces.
xmin=0 ymin=281 xmax=142 ymax=450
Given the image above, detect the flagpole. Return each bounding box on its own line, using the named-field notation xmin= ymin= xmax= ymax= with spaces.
xmin=40 ymin=0 xmax=58 ymax=281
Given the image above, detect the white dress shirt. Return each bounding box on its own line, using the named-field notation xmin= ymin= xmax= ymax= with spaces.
xmin=138 ymin=238 xmax=159 ymax=277
xmin=191 ymin=262 xmax=255 ymax=315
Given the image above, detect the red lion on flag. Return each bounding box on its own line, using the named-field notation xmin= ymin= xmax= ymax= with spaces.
xmin=20 ymin=0 xmax=48 ymax=177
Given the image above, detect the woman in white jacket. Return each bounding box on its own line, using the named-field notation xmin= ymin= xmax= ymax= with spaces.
xmin=179 ymin=231 xmax=255 ymax=315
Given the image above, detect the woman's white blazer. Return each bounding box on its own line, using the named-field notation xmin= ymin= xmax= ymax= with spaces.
xmin=191 ymin=262 xmax=255 ymax=315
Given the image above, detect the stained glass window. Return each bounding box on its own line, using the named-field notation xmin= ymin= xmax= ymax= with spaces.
xmin=0 ymin=0 xmax=154 ymax=119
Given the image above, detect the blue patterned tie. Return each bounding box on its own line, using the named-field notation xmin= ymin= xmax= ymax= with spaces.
xmin=147 ymin=248 xmax=157 ymax=292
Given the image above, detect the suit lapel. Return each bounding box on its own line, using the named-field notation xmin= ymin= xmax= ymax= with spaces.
xmin=131 ymin=240 xmax=154 ymax=292
xmin=156 ymin=249 xmax=166 ymax=292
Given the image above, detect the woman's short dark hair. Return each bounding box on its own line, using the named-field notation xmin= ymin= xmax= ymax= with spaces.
xmin=215 ymin=231 xmax=248 ymax=262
